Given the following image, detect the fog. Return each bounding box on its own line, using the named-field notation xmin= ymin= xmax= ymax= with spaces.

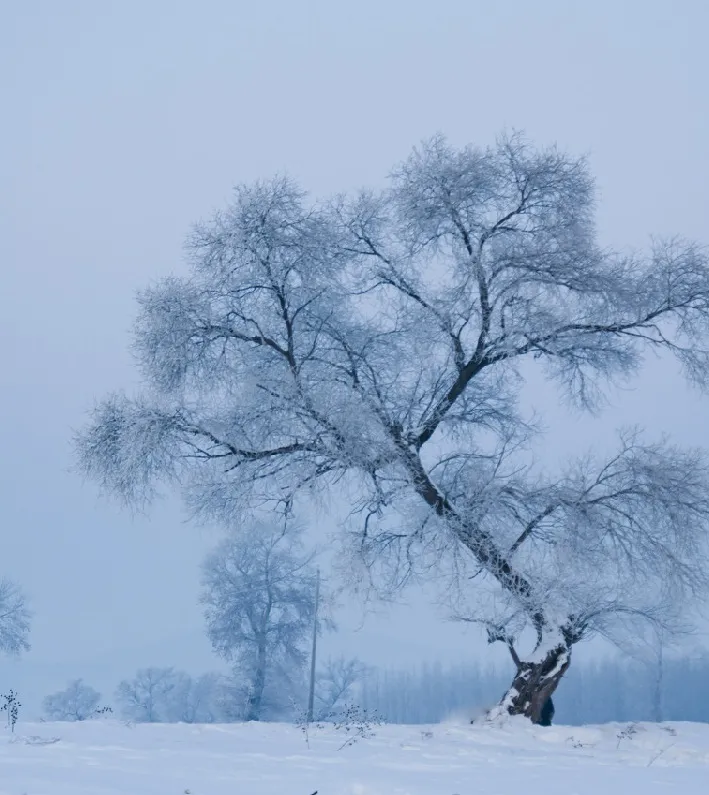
xmin=2 ymin=0 xmax=707 ymax=716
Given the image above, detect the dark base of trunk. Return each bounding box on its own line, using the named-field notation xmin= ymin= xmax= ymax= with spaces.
xmin=538 ymin=697 xmax=555 ymax=726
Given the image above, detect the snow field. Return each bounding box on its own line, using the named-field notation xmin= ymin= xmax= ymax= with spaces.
xmin=2 ymin=717 xmax=708 ymax=795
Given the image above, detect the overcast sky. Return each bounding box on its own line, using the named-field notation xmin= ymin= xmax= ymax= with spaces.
xmin=2 ymin=0 xmax=708 ymax=715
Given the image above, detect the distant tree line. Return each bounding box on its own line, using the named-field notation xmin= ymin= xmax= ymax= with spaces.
xmin=359 ymin=655 xmax=709 ymax=726
xmin=38 ymin=652 xmax=709 ymax=726
xmin=43 ymin=670 xmax=223 ymax=724
xmin=39 ymin=655 xmax=364 ymax=724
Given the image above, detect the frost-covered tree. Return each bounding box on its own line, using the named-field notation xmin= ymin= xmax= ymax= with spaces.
xmin=76 ymin=133 xmax=709 ymax=723
xmin=315 ymin=657 xmax=368 ymax=720
xmin=163 ymin=672 xmax=222 ymax=723
xmin=0 ymin=579 xmax=30 ymax=656
xmin=42 ymin=679 xmax=102 ymax=721
xmin=115 ymin=667 xmax=180 ymax=722
xmin=115 ymin=669 xmax=221 ymax=723
xmin=201 ymin=524 xmax=318 ymax=721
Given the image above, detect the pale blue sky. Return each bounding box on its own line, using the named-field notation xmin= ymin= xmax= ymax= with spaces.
xmin=2 ymin=0 xmax=708 ymax=715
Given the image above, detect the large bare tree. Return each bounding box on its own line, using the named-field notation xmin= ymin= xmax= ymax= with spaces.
xmin=76 ymin=134 xmax=709 ymax=723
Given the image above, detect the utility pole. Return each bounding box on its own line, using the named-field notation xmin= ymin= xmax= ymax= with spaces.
xmin=306 ymin=567 xmax=320 ymax=722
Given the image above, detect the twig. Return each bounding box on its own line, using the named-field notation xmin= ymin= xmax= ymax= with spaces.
xmin=647 ymin=743 xmax=675 ymax=767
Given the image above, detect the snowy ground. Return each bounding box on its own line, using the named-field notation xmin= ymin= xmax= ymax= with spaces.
xmin=2 ymin=718 xmax=708 ymax=794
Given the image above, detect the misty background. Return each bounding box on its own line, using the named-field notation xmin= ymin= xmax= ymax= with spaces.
xmin=2 ymin=0 xmax=708 ymax=717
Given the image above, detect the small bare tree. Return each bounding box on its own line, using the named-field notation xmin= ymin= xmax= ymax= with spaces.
xmin=315 ymin=657 xmax=368 ymax=720
xmin=201 ymin=523 xmax=318 ymax=721
xmin=76 ymin=133 xmax=709 ymax=723
xmin=0 ymin=579 xmax=30 ymax=655
xmin=43 ymin=679 xmax=102 ymax=721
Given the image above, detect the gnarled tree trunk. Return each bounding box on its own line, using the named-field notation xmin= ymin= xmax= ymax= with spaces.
xmin=497 ymin=638 xmax=571 ymax=724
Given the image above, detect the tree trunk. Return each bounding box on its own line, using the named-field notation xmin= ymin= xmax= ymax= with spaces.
xmin=497 ymin=640 xmax=571 ymax=725
xmin=246 ymin=644 xmax=267 ymax=721
xmin=652 ymin=643 xmax=663 ymax=722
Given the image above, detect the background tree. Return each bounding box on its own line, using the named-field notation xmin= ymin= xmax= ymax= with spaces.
xmin=115 ymin=667 xmax=179 ymax=722
xmin=201 ymin=523 xmax=318 ymax=721
xmin=614 ymin=620 xmax=697 ymax=723
xmin=315 ymin=656 xmax=368 ymax=720
xmin=162 ymin=672 xmax=222 ymax=724
xmin=0 ymin=579 xmax=30 ymax=655
xmin=43 ymin=679 xmax=102 ymax=721
xmin=76 ymin=134 xmax=709 ymax=724
xmin=639 ymin=627 xmax=669 ymax=723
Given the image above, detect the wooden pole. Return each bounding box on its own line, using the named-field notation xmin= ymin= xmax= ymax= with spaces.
xmin=306 ymin=567 xmax=320 ymax=722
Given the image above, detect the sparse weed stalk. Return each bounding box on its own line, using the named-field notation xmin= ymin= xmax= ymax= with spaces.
xmin=566 ymin=736 xmax=589 ymax=749
xmin=93 ymin=705 xmax=113 ymax=718
xmin=332 ymin=705 xmax=382 ymax=750
xmin=1 ymin=690 xmax=21 ymax=733
xmin=293 ymin=704 xmax=325 ymax=749
xmin=616 ymin=723 xmax=641 ymax=749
